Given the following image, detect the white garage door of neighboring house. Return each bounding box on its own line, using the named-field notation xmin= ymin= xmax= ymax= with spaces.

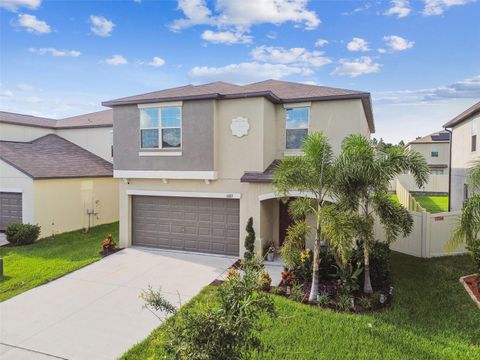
xmin=0 ymin=192 xmax=22 ymax=231
xmin=132 ymin=195 xmax=240 ymax=256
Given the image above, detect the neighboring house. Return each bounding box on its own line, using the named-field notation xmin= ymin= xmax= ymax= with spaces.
xmin=393 ymin=130 xmax=451 ymax=194
xmin=103 ymin=79 xmax=374 ymax=256
xmin=0 ymin=110 xmax=113 ymax=161
xmin=0 ymin=134 xmax=118 ymax=237
xmin=0 ymin=109 xmax=118 ymax=237
xmin=443 ymin=101 xmax=480 ymax=211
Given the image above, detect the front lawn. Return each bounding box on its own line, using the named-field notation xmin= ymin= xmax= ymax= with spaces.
xmin=413 ymin=195 xmax=449 ymax=213
xmin=0 ymin=222 xmax=119 ymax=302
xmin=122 ymin=253 xmax=480 ymax=360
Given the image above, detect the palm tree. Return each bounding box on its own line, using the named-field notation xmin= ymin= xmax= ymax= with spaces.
xmin=274 ymin=132 xmax=355 ymax=302
xmin=447 ymin=162 xmax=480 ymax=273
xmin=335 ymin=134 xmax=429 ymax=293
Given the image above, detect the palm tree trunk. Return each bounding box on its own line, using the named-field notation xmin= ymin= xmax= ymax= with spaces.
xmin=363 ymin=246 xmax=373 ymax=294
xmin=309 ymin=238 xmax=320 ymax=302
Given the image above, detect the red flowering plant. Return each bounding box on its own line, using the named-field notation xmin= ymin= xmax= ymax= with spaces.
xmin=280 ymin=271 xmax=296 ymax=287
xmin=102 ymin=234 xmax=116 ymax=252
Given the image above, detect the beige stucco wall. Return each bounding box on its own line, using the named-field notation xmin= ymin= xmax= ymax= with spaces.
xmin=57 ymin=127 xmax=113 ymax=162
xmin=0 ymin=160 xmax=35 ymax=224
xmin=450 ymin=114 xmax=480 ymax=210
xmin=33 ymin=177 xmax=119 ymax=238
xmin=0 ymin=123 xmax=54 ymax=142
xmin=407 ymin=142 xmax=450 ymax=170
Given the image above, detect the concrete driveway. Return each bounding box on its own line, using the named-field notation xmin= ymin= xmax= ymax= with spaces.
xmin=0 ymin=248 xmax=235 ymax=360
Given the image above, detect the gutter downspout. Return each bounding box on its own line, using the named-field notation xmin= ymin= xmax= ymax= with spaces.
xmin=444 ymin=127 xmax=453 ymax=212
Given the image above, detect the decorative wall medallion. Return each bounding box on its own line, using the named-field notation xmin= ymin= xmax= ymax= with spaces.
xmin=230 ymin=116 xmax=250 ymax=137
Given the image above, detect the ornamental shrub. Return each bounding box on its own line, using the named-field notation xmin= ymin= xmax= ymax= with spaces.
xmin=353 ymin=241 xmax=391 ymax=290
xmin=244 ymin=217 xmax=255 ymax=260
xmin=466 ymin=237 xmax=480 ymax=274
xmin=5 ymin=223 xmax=40 ymax=246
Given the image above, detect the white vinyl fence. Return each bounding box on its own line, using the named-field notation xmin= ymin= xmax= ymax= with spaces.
xmin=395 ymin=179 xmax=425 ymax=212
xmin=390 ymin=174 xmax=449 ymax=193
xmin=374 ymin=210 xmax=467 ymax=258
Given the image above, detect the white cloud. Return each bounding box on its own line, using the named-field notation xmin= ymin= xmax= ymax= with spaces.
xmin=171 ymin=0 xmax=320 ymax=32
xmin=201 ymin=30 xmax=252 ymax=44
xmin=251 ymin=45 xmax=331 ymax=68
xmin=189 ymin=62 xmax=309 ymax=84
xmin=383 ymin=35 xmax=414 ymax=51
xmin=422 ymin=0 xmax=476 ymax=16
xmin=89 ymin=15 xmax=115 ymax=37
xmin=0 ymin=0 xmax=40 ymax=11
xmin=0 ymin=89 xmax=14 ymax=98
xmin=315 ymin=39 xmax=328 ymax=47
xmin=16 ymin=83 xmax=33 ymax=91
xmin=147 ymin=56 xmax=166 ymax=67
xmin=378 ymin=48 xmax=387 ymax=53
xmin=342 ymin=3 xmax=372 ymax=16
xmin=384 ymin=0 xmax=411 ymax=18
xmin=346 ymin=37 xmax=370 ymax=52
xmin=266 ymin=31 xmax=277 ymax=39
xmin=104 ymin=54 xmax=127 ymax=65
xmin=29 ymin=47 xmax=81 ymax=57
xmin=374 ymin=75 xmax=480 ymax=104
xmin=16 ymin=14 xmax=51 ymax=34
xmin=332 ymin=56 xmax=380 ymax=77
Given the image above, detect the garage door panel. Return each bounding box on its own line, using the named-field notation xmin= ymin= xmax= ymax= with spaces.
xmin=0 ymin=192 xmax=23 ymax=231
xmin=132 ymin=195 xmax=239 ymax=256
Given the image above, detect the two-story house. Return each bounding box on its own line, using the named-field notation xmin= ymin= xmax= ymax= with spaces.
xmin=0 ymin=110 xmax=118 ymax=237
xmin=103 ymin=80 xmax=374 ymax=256
xmin=443 ymin=101 xmax=480 ymax=211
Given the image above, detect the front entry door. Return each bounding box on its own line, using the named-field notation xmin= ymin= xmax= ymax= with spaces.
xmin=278 ymin=198 xmax=294 ymax=247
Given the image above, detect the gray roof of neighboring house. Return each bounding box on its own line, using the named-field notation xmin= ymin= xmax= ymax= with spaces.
xmin=0 ymin=134 xmax=113 ymax=179
xmin=102 ymin=79 xmax=375 ymax=132
xmin=0 ymin=109 xmax=113 ymax=129
xmin=443 ymin=101 xmax=480 ymax=128
xmin=240 ymin=160 xmax=279 ymax=183
xmin=407 ymin=130 xmax=451 ymax=145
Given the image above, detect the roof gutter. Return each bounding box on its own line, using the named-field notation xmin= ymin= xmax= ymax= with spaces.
xmin=443 ymin=126 xmax=453 ymax=211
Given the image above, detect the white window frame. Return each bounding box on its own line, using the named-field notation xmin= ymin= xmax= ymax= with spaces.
xmin=472 ymin=117 xmax=478 ymax=152
xmin=138 ymin=102 xmax=183 ymax=150
xmin=431 ymin=144 xmax=439 ymax=157
xmin=284 ymin=105 xmax=310 ymax=150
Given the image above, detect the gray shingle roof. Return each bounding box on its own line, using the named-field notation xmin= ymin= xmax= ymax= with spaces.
xmin=0 ymin=109 xmax=113 ymax=129
xmin=240 ymin=160 xmax=280 ymax=183
xmin=102 ymin=79 xmax=375 ymax=132
xmin=443 ymin=101 xmax=480 ymax=128
xmin=407 ymin=130 xmax=450 ymax=145
xmin=0 ymin=134 xmax=113 ymax=179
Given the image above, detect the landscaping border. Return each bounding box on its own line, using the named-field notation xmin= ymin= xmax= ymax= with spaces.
xmin=459 ymin=274 xmax=480 ymax=309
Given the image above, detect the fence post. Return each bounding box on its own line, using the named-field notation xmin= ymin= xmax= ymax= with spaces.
xmin=421 ymin=211 xmax=430 ymax=258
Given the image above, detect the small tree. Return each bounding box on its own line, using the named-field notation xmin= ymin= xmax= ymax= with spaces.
xmin=447 ymin=162 xmax=480 ymax=278
xmin=335 ymin=134 xmax=429 ymax=293
xmin=244 ymin=217 xmax=255 ymax=260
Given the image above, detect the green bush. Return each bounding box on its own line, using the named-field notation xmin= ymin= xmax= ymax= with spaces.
xmin=5 ymin=223 xmax=40 ymax=246
xmin=164 ymin=261 xmax=276 ymax=359
xmin=353 ymin=241 xmax=391 ymax=290
xmin=244 ymin=217 xmax=255 ymax=260
xmin=466 ymin=237 xmax=480 ymax=274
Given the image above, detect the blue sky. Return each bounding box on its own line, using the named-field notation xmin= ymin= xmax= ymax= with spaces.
xmin=0 ymin=0 xmax=479 ymax=143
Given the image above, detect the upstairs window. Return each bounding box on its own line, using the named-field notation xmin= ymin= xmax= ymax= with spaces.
xmin=285 ymin=107 xmax=309 ymax=149
xmin=472 ymin=118 xmax=477 ymax=152
xmin=140 ymin=106 xmax=182 ymax=149
xmin=431 ymin=169 xmax=444 ymax=175
xmin=431 ymin=144 xmax=439 ymax=157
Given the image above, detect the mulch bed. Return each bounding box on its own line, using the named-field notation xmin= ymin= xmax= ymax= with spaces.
xmin=461 ymin=274 xmax=480 ymax=308
xmin=272 ymin=281 xmax=392 ymax=313
xmin=99 ymin=247 xmax=123 ymax=257
xmin=210 ymin=259 xmax=242 ymax=286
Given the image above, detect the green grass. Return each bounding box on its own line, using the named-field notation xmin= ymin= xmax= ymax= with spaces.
xmin=121 ymin=253 xmax=480 ymax=360
xmin=390 ymin=194 xmax=400 ymax=204
xmin=413 ymin=195 xmax=449 ymax=213
xmin=0 ymin=222 xmax=119 ymax=302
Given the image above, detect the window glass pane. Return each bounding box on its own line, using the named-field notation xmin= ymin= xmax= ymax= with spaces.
xmin=140 ymin=108 xmax=159 ymax=128
xmin=162 ymin=128 xmax=181 ymax=148
xmin=286 ymin=129 xmax=308 ymax=149
xmin=472 ymin=118 xmax=477 ymax=136
xmin=161 ymin=107 xmax=181 ymax=127
xmin=286 ymin=107 xmax=309 ymax=129
xmin=141 ymin=129 xmax=158 ymax=148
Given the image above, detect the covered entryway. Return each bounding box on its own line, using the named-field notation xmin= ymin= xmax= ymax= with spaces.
xmin=0 ymin=192 xmax=22 ymax=231
xmin=132 ymin=195 xmax=240 ymax=256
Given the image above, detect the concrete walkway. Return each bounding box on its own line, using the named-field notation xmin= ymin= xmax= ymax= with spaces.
xmin=0 ymin=248 xmax=235 ymax=360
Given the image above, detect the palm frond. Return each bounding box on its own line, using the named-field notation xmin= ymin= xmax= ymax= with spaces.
xmin=288 ymin=197 xmax=316 ymax=221
xmin=373 ymin=191 xmax=413 ymax=244
xmin=446 ymin=194 xmax=480 ymax=251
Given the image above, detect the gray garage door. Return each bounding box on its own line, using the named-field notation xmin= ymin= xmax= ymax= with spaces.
xmin=0 ymin=192 xmax=22 ymax=231
xmin=132 ymin=196 xmax=240 ymax=256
